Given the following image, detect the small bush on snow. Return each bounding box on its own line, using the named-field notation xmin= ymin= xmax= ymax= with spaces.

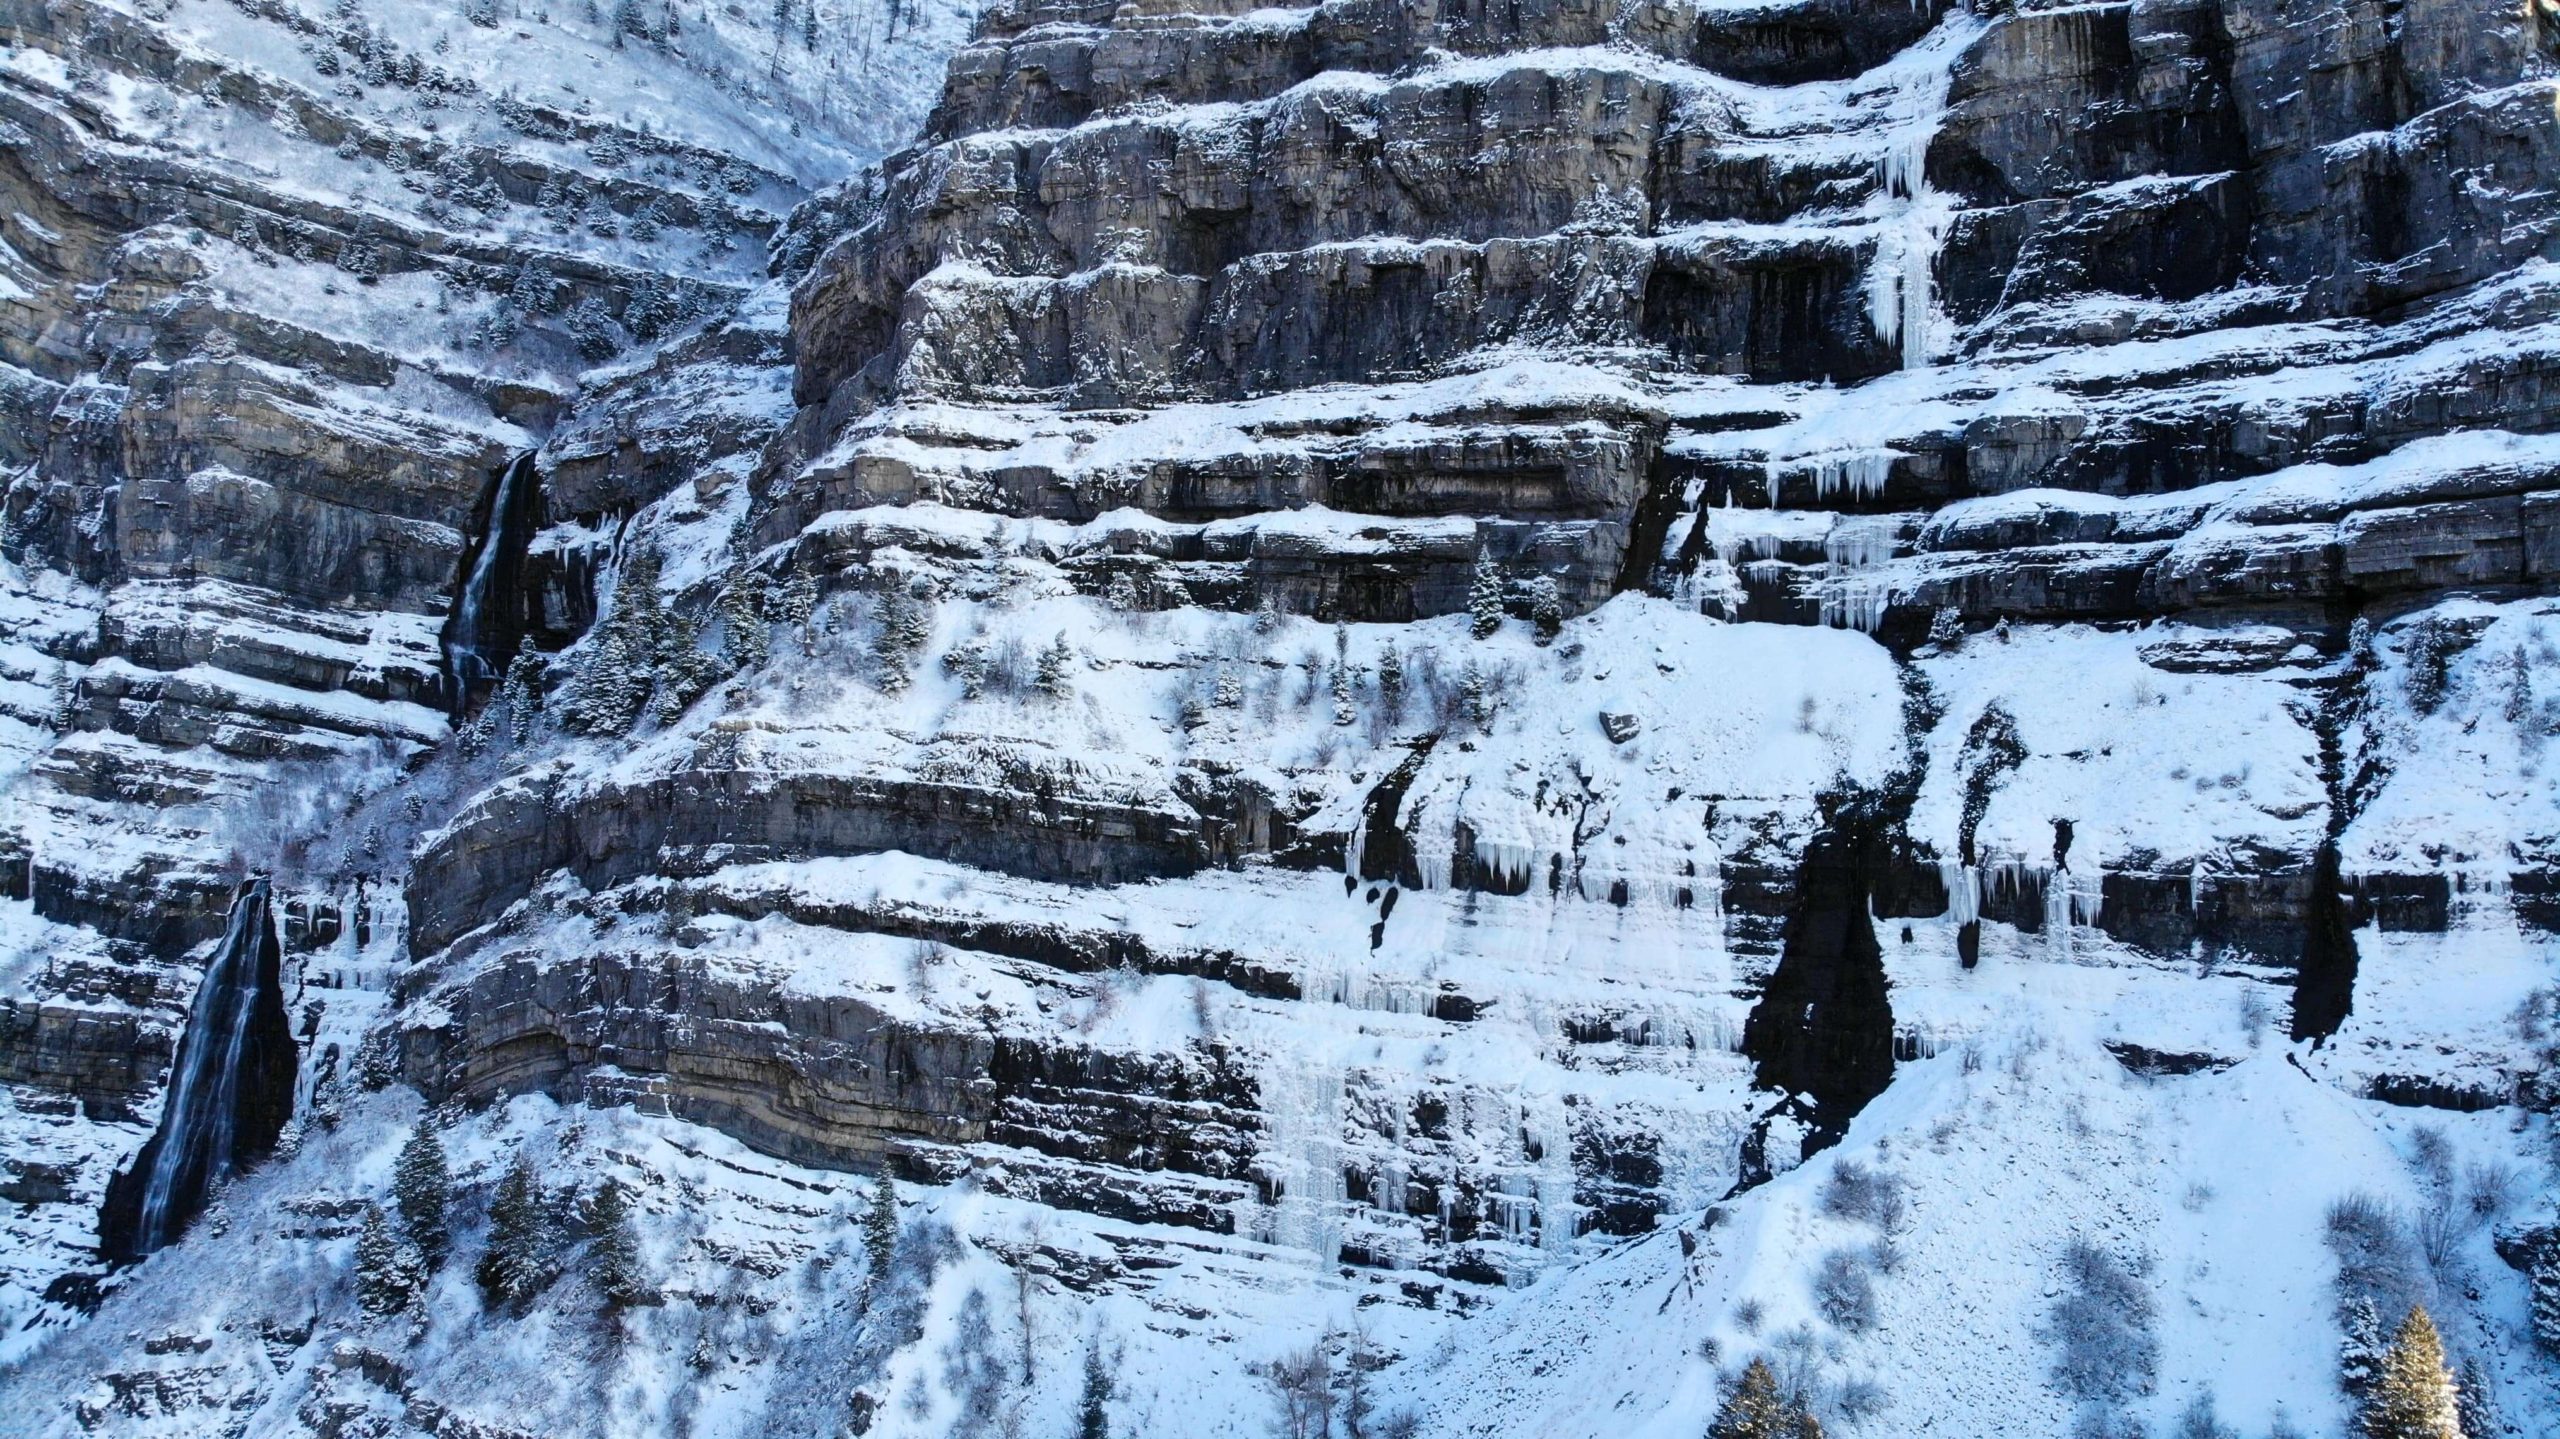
xmin=2044 ymin=1238 xmax=2158 ymax=1403
xmin=1811 ymin=1247 xmax=1879 ymax=1332
xmin=2324 ymin=1191 xmax=2424 ymax=1316
xmin=1818 ymin=1160 xmax=1906 ymax=1230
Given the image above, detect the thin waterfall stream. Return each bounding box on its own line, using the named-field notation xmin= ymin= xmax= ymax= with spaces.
xmin=97 ymin=877 xmax=297 ymax=1262
xmin=439 ymin=450 xmax=541 ymax=716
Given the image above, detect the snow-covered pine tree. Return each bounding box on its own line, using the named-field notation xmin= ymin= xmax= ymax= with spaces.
xmin=1330 ymin=645 xmax=1355 ymax=728
xmin=2361 ymin=1306 xmax=2462 ymax=1439
xmin=1035 ymin=633 xmax=1074 ymax=699
xmin=498 ymin=651 xmax=544 ymax=746
xmin=1078 ymin=1338 xmax=1112 ymax=1439
xmin=355 ymin=1203 xmax=422 ymax=1316
xmin=1377 ymin=643 xmax=1404 ymax=723
xmin=650 ymin=607 xmax=723 ymax=723
xmin=773 ymin=566 xmax=818 ymax=654
xmin=720 ymin=573 xmax=770 ymax=672
xmin=392 ymin=1121 xmax=451 ymax=1268
xmin=872 ymin=586 xmax=913 ymax=694
xmin=1523 ymin=573 xmax=1563 ymax=645
xmin=863 ymin=1170 xmax=898 ymax=1283
xmin=2532 ymin=1244 xmax=2560 ymax=1358
xmin=1461 ymin=660 xmax=1488 ymax=730
xmin=587 ymin=1180 xmax=646 ymax=1312
xmin=477 ymin=1153 xmax=557 ymax=1313
xmin=1468 ymin=550 xmax=1504 ymax=640
xmin=2453 ymin=1356 xmax=2496 ymax=1439
xmin=1707 ymin=1359 xmax=1797 ymax=1439
xmin=2342 ymin=1295 xmax=2387 ymax=1398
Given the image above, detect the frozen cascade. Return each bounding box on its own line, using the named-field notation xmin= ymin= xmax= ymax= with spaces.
xmin=1863 ymin=18 xmax=1972 ymax=369
xmin=1254 ymin=1057 xmax=1348 ymax=1262
xmin=1486 ymin=1092 xmax=1578 ymax=1262
xmin=1825 ymin=515 xmax=1904 ymax=573
xmin=97 ymin=877 xmax=297 ymax=1261
xmin=438 ymin=451 xmax=540 ymax=716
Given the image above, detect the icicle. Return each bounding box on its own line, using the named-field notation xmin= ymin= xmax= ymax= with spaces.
xmin=1939 ymin=859 xmax=1980 ymax=926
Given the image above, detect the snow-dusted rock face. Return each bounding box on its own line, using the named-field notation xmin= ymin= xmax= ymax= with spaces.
xmin=5 ymin=0 xmax=2560 ymax=1434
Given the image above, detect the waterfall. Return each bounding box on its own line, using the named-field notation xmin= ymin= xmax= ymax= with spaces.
xmin=439 ymin=451 xmax=541 ymax=716
xmin=98 ymin=878 xmax=297 ymax=1262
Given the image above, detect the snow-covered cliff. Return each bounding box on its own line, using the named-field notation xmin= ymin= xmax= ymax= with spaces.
xmin=3 ymin=0 xmax=2558 ymax=1434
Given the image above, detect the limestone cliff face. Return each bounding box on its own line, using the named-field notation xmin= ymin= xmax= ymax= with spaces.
xmin=5 ymin=0 xmax=2560 ymax=1427
xmin=0 ymin=0 xmax=969 ymax=1322
xmin=377 ymin=0 xmax=2560 ymax=1296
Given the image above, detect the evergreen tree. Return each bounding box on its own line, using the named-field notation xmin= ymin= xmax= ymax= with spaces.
xmin=1078 ymin=1338 xmax=1113 ymax=1439
xmin=392 ymin=1121 xmax=451 ymax=1269
xmin=2362 ymin=1306 xmax=2462 ymax=1439
xmin=2453 ymin=1356 xmax=2496 ymax=1439
xmin=720 ymin=574 xmax=770 ymax=671
xmin=2532 ymin=1245 xmax=2560 ymax=1359
xmin=773 ymin=567 xmax=819 ymax=655
xmin=1035 ymin=633 xmax=1075 ymax=699
xmin=1467 ymin=551 xmax=1504 ymax=640
xmin=477 ymin=1153 xmax=557 ymax=1313
xmin=863 ymin=1169 xmax=898 ymax=1281
xmin=2342 ymin=1295 xmax=2387 ymax=1398
xmin=1377 ymin=644 xmax=1404 ymax=723
xmin=497 ymin=651 xmax=544 ymax=747
xmin=1522 ymin=573 xmax=1563 ymax=645
xmin=355 ymin=1203 xmax=423 ymax=1317
xmin=1461 ymin=660 xmax=1489 ymax=730
xmin=587 ymin=1180 xmax=646 ymax=1312
xmin=1708 ymin=1359 xmax=1796 ymax=1439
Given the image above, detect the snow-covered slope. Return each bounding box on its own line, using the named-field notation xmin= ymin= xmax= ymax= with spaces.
xmin=4 ymin=0 xmax=2559 ymax=1433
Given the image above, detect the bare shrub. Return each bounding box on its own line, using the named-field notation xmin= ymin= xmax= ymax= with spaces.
xmin=2045 ymin=1238 xmax=2158 ymax=1402
xmin=2324 ymin=1191 xmax=2423 ymax=1314
xmin=1812 ymin=1248 xmax=1878 ymax=1332
xmin=1819 ymin=1161 xmax=1906 ymax=1231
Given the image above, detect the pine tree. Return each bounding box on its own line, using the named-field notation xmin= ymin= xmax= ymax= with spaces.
xmin=773 ymin=567 xmax=819 ymax=655
xmin=587 ymin=1180 xmax=646 ymax=1312
xmin=863 ymin=1169 xmax=898 ymax=1282
xmin=1461 ymin=660 xmax=1489 ymax=730
xmin=2342 ymin=1295 xmax=2387 ymax=1398
xmin=1523 ymin=573 xmax=1563 ymax=645
xmin=2532 ymin=1244 xmax=2560 ymax=1358
xmin=1468 ymin=551 xmax=1504 ymax=640
xmin=1035 ymin=634 xmax=1074 ymax=700
xmin=1077 ymin=1338 xmax=1113 ymax=1439
xmin=2453 ymin=1356 xmax=2496 ymax=1439
xmin=720 ymin=574 xmax=770 ymax=671
xmin=2362 ymin=1306 xmax=2462 ymax=1439
xmin=1708 ymin=1359 xmax=1796 ymax=1439
xmin=1377 ymin=644 xmax=1404 ymax=723
xmin=498 ymin=651 xmax=544 ymax=747
xmin=477 ymin=1153 xmax=556 ymax=1313
xmin=355 ymin=1203 xmax=423 ymax=1317
xmin=393 ymin=1121 xmax=451 ymax=1269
